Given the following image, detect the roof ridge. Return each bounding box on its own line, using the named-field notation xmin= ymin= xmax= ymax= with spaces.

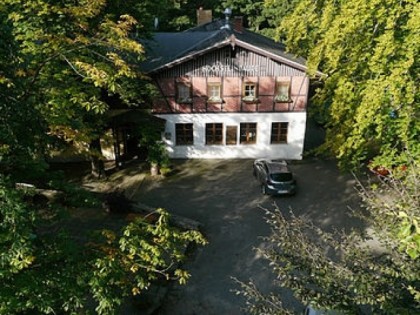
xmin=172 ymin=29 xmax=229 ymax=60
xmin=140 ymin=20 xmax=325 ymax=76
xmin=184 ymin=18 xmax=225 ymax=32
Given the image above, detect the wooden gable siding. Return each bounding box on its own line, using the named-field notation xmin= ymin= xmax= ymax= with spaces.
xmin=154 ymin=46 xmax=306 ymax=78
xmin=153 ymin=75 xmax=308 ymax=114
xmin=151 ymin=46 xmax=309 ymax=114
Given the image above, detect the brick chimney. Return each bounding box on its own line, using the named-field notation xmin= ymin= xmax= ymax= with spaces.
xmin=197 ymin=7 xmax=212 ymax=25
xmin=233 ymin=16 xmax=243 ymax=33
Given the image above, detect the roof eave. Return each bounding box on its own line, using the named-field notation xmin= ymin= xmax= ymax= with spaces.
xmin=147 ymin=34 xmax=325 ymax=77
xmin=234 ymin=39 xmax=324 ymax=77
xmin=146 ymin=37 xmax=232 ymax=75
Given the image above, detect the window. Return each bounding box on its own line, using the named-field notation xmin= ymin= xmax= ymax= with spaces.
xmin=240 ymin=123 xmax=257 ymax=144
xmin=242 ymin=82 xmax=258 ymax=102
xmin=271 ymin=122 xmax=288 ymax=144
xmin=226 ymin=126 xmax=237 ymax=145
xmin=177 ymin=83 xmax=192 ymax=103
xmin=175 ymin=123 xmax=193 ymax=145
xmin=275 ymin=82 xmax=290 ymax=102
xmin=207 ymin=83 xmax=222 ymax=103
xmin=205 ymin=123 xmax=223 ymax=145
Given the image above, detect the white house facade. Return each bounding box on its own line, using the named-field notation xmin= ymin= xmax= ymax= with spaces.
xmin=140 ymin=14 xmax=320 ymax=160
xmin=158 ymin=112 xmax=307 ymax=159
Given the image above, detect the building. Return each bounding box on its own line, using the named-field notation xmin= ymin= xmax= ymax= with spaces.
xmin=141 ymin=12 xmax=321 ymax=160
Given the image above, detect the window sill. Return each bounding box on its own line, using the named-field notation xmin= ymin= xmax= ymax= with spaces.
xmin=207 ymin=99 xmax=223 ymax=104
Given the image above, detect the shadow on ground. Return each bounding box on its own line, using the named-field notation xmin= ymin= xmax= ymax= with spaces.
xmin=120 ymin=157 xmax=367 ymax=315
xmin=58 ymin=118 xmax=369 ymax=314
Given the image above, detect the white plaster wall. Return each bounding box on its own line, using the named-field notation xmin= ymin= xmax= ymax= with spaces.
xmin=156 ymin=112 xmax=307 ymax=160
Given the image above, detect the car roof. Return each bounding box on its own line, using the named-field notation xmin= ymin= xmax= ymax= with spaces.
xmin=255 ymin=159 xmax=291 ymax=173
xmin=268 ymin=163 xmax=291 ymax=174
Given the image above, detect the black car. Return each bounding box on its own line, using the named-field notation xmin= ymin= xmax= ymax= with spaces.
xmin=253 ymin=159 xmax=297 ymax=195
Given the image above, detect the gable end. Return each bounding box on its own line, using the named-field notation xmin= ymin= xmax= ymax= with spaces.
xmin=153 ymin=46 xmax=306 ymax=78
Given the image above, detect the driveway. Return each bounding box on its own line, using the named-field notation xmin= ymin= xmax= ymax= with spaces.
xmin=130 ymin=157 xmax=365 ymax=314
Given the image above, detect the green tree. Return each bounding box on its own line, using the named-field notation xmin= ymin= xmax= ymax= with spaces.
xmin=235 ymin=159 xmax=419 ymax=314
xmin=221 ymin=0 xmax=267 ymax=31
xmin=217 ymin=0 xmax=300 ymax=37
xmin=0 ymin=0 xmax=156 ymax=180
xmin=231 ymin=1 xmax=419 ymax=312
xmin=0 ymin=4 xmax=47 ymax=180
xmin=160 ymin=0 xmax=223 ymax=31
xmin=275 ymin=0 xmax=419 ymax=170
xmin=1 ymin=1 xmax=208 ymax=313
xmin=89 ymin=209 xmax=207 ymax=314
xmin=0 ymin=177 xmax=206 ymax=314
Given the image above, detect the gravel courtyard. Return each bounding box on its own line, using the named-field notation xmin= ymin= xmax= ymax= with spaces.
xmin=125 ymin=157 xmax=366 ymax=314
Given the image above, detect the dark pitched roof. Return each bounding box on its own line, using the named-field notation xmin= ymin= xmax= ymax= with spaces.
xmin=140 ymin=19 xmax=318 ymax=75
xmin=140 ymin=29 xmax=231 ymax=73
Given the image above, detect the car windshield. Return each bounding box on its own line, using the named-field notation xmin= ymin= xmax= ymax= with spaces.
xmin=270 ymin=173 xmax=293 ymax=182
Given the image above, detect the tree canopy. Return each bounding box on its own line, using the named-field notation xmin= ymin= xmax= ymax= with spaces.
xmin=275 ymin=0 xmax=419 ymax=170
xmin=1 ymin=0 xmax=418 ymax=313
xmin=0 ymin=1 xmax=208 ymax=314
xmin=0 ymin=178 xmax=207 ymax=314
xmin=0 ymin=0 xmax=158 ymax=180
xmin=230 ymin=1 xmax=419 ymax=313
xmin=221 ymin=0 xmax=299 ymax=37
xmin=236 ymin=159 xmax=419 ymax=314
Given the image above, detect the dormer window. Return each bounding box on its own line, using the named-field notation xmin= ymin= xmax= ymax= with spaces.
xmin=275 ymin=81 xmax=291 ymax=102
xmin=242 ymin=82 xmax=258 ymax=102
xmin=207 ymin=83 xmax=222 ymax=103
xmin=177 ymin=82 xmax=192 ymax=103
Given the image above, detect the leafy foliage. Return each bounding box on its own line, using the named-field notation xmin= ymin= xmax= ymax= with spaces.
xmin=0 ymin=178 xmax=207 ymax=314
xmin=276 ymin=0 xmax=419 ymax=170
xmin=358 ymin=158 xmax=420 ymax=261
xmin=139 ymin=122 xmax=170 ymax=167
xmin=89 ymin=209 xmax=207 ymax=314
xmin=226 ymin=1 xmax=419 ymax=312
xmin=221 ymin=0 xmax=299 ymax=37
xmin=222 ymin=0 xmax=267 ymax=31
xmin=0 ymin=178 xmax=87 ymax=314
xmin=236 ymin=160 xmax=419 ymax=314
xmin=0 ymin=0 xmax=153 ymax=179
xmin=232 ymin=277 xmax=294 ymax=315
xmin=0 ymin=179 xmax=36 ymax=278
xmin=1 ymin=2 xmax=209 ymax=313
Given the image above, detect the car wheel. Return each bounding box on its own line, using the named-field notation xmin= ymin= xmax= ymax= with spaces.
xmin=261 ymin=185 xmax=267 ymax=195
